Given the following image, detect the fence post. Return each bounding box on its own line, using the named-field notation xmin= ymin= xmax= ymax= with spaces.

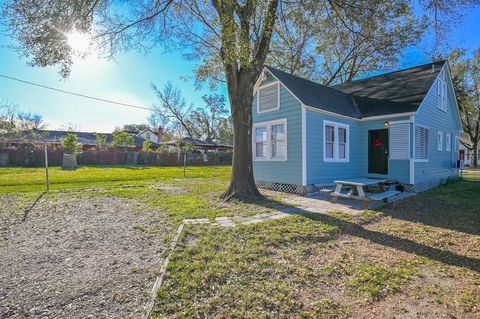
xmin=44 ymin=141 xmax=50 ymax=192
xmin=183 ymin=151 xmax=186 ymax=177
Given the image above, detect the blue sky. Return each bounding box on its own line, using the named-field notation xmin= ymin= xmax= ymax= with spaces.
xmin=0 ymin=5 xmax=479 ymax=133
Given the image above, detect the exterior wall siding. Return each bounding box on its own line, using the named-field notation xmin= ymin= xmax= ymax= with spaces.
xmin=360 ymin=118 xmax=411 ymax=184
xmin=305 ymin=113 xmax=411 ymax=185
xmin=252 ymin=83 xmax=303 ymax=185
xmin=414 ymin=66 xmax=461 ymax=190
xmin=305 ymin=111 xmax=361 ymax=184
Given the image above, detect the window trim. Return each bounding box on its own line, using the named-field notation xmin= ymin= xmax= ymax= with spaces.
xmin=414 ymin=124 xmax=429 ymax=162
xmin=445 ymin=133 xmax=452 ymax=152
xmin=252 ymin=118 xmax=288 ymax=161
xmin=323 ymin=120 xmax=350 ymax=163
xmin=437 ymin=71 xmax=448 ymax=112
xmin=256 ymin=81 xmax=280 ymax=114
xmin=437 ymin=131 xmax=444 ymax=151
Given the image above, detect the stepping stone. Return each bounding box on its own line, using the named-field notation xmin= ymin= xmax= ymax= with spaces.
xmin=183 ymin=218 xmax=210 ymax=224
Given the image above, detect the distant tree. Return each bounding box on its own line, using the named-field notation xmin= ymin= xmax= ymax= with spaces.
xmin=0 ymin=99 xmax=17 ymax=134
xmin=95 ymin=133 xmax=107 ymax=150
xmin=150 ymin=86 xmax=230 ymax=143
xmin=61 ymin=133 xmax=82 ymax=154
xmin=449 ymin=48 xmax=480 ymax=167
xmin=217 ymin=116 xmax=233 ymax=146
xmin=142 ymin=139 xmax=152 ymax=152
xmin=110 ymin=130 xmax=134 ymax=150
xmin=190 ymin=94 xmax=229 ymax=143
xmin=151 ymin=83 xmax=195 ymax=138
xmin=123 ymin=124 xmax=150 ymax=132
xmin=16 ymin=112 xmax=46 ymax=130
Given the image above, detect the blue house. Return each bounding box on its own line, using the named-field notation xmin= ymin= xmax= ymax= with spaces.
xmin=252 ymin=61 xmax=463 ymax=194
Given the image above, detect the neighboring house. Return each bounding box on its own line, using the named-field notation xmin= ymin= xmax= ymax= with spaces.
xmin=161 ymin=137 xmax=233 ymax=152
xmin=124 ymin=127 xmax=162 ymax=144
xmin=459 ymin=132 xmax=479 ymax=166
xmin=252 ymin=61 xmax=463 ymax=194
xmin=2 ymin=129 xmax=160 ymax=150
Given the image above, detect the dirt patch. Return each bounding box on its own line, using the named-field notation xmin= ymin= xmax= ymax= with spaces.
xmin=151 ymin=184 xmax=188 ymax=195
xmin=0 ymin=194 xmax=171 ymax=318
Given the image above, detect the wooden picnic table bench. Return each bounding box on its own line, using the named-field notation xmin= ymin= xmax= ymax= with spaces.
xmin=328 ymin=178 xmax=400 ymax=208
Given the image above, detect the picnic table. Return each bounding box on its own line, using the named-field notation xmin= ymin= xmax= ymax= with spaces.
xmin=326 ymin=178 xmax=400 ymax=208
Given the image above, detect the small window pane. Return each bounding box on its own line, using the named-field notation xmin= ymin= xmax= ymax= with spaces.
xmin=338 ymin=144 xmax=346 ymax=159
xmin=255 ymin=127 xmax=267 ymax=158
xmin=338 ymin=127 xmax=347 ymax=159
xmin=325 ymin=125 xmax=335 ymax=159
xmin=271 ymin=124 xmax=286 ymax=158
xmin=325 ymin=125 xmax=334 ymax=142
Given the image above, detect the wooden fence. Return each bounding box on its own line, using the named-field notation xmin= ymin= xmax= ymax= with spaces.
xmin=0 ymin=146 xmax=232 ymax=167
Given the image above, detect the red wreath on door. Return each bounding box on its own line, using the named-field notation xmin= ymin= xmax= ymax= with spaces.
xmin=373 ymin=138 xmax=382 ymax=147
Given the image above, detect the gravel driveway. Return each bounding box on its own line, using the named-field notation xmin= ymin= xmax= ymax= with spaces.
xmin=0 ymin=194 xmax=171 ymax=318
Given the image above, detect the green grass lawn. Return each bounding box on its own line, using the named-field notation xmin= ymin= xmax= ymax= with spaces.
xmin=1 ymin=166 xmax=479 ymax=318
xmin=0 ymin=165 xmax=231 ymax=193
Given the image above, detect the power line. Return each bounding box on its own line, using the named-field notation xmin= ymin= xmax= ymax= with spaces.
xmin=0 ymin=74 xmax=153 ymax=111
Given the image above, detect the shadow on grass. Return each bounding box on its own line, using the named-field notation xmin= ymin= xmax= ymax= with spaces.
xmin=378 ymin=180 xmax=480 ymax=236
xmin=256 ymin=200 xmax=480 ymax=273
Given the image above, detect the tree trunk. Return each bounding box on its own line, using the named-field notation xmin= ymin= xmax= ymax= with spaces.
xmin=221 ymin=72 xmax=262 ymax=201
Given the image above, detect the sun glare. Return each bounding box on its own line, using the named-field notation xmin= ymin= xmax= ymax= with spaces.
xmin=67 ymin=30 xmax=91 ymax=52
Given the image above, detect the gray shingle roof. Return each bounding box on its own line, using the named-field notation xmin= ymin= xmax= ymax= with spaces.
xmin=266 ymin=60 xmax=446 ymax=118
xmin=265 ymin=66 xmax=361 ymax=118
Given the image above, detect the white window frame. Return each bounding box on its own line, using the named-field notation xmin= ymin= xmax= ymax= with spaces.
xmin=437 ymin=131 xmax=444 ymax=151
xmin=253 ymin=125 xmax=268 ymax=160
xmin=445 ymin=133 xmax=451 ymax=152
xmin=323 ymin=120 xmax=350 ymax=163
xmin=252 ymin=118 xmax=287 ymax=161
xmin=414 ymin=125 xmax=429 ymax=162
xmin=256 ymin=82 xmax=280 ymax=114
xmin=437 ymin=71 xmax=448 ymax=112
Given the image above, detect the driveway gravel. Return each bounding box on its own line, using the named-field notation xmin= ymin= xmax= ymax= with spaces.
xmin=0 ymin=194 xmax=170 ymax=318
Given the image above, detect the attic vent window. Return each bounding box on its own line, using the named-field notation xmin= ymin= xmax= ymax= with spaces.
xmin=257 ymin=83 xmax=279 ymax=113
xmin=437 ymin=70 xmax=447 ymax=112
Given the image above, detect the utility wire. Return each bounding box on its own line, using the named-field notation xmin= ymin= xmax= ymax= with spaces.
xmin=0 ymin=74 xmax=153 ymax=111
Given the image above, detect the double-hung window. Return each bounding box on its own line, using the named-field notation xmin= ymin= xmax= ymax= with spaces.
xmin=255 ymin=127 xmax=267 ymax=159
xmin=253 ymin=119 xmax=287 ymax=161
xmin=437 ymin=131 xmax=444 ymax=151
xmin=445 ymin=133 xmax=451 ymax=152
xmin=323 ymin=120 xmax=349 ymax=162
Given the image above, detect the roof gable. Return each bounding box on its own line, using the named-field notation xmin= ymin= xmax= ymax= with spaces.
xmin=263 ymin=61 xmax=447 ymax=119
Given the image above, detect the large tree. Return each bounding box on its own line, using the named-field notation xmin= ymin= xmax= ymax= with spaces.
xmin=449 ymin=48 xmax=480 ymax=167
xmin=2 ymin=0 xmax=477 ymax=200
xmin=269 ymin=0 xmax=425 ymax=84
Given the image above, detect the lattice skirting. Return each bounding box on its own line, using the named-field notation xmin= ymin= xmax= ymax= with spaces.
xmin=255 ymin=181 xmax=309 ymax=195
xmin=400 ymin=183 xmax=415 ymax=192
xmin=256 ymin=181 xmax=415 ymax=196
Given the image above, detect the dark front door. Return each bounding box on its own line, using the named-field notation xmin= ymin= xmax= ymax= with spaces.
xmin=368 ymin=129 xmax=388 ymax=175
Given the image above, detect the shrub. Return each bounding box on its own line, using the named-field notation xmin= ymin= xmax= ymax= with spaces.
xmin=61 ymin=133 xmax=82 ymax=154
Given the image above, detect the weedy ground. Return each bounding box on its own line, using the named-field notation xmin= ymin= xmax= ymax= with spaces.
xmin=0 ymin=166 xmax=478 ymax=318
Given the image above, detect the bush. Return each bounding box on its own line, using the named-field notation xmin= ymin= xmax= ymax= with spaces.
xmin=61 ymin=133 xmax=82 ymax=154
